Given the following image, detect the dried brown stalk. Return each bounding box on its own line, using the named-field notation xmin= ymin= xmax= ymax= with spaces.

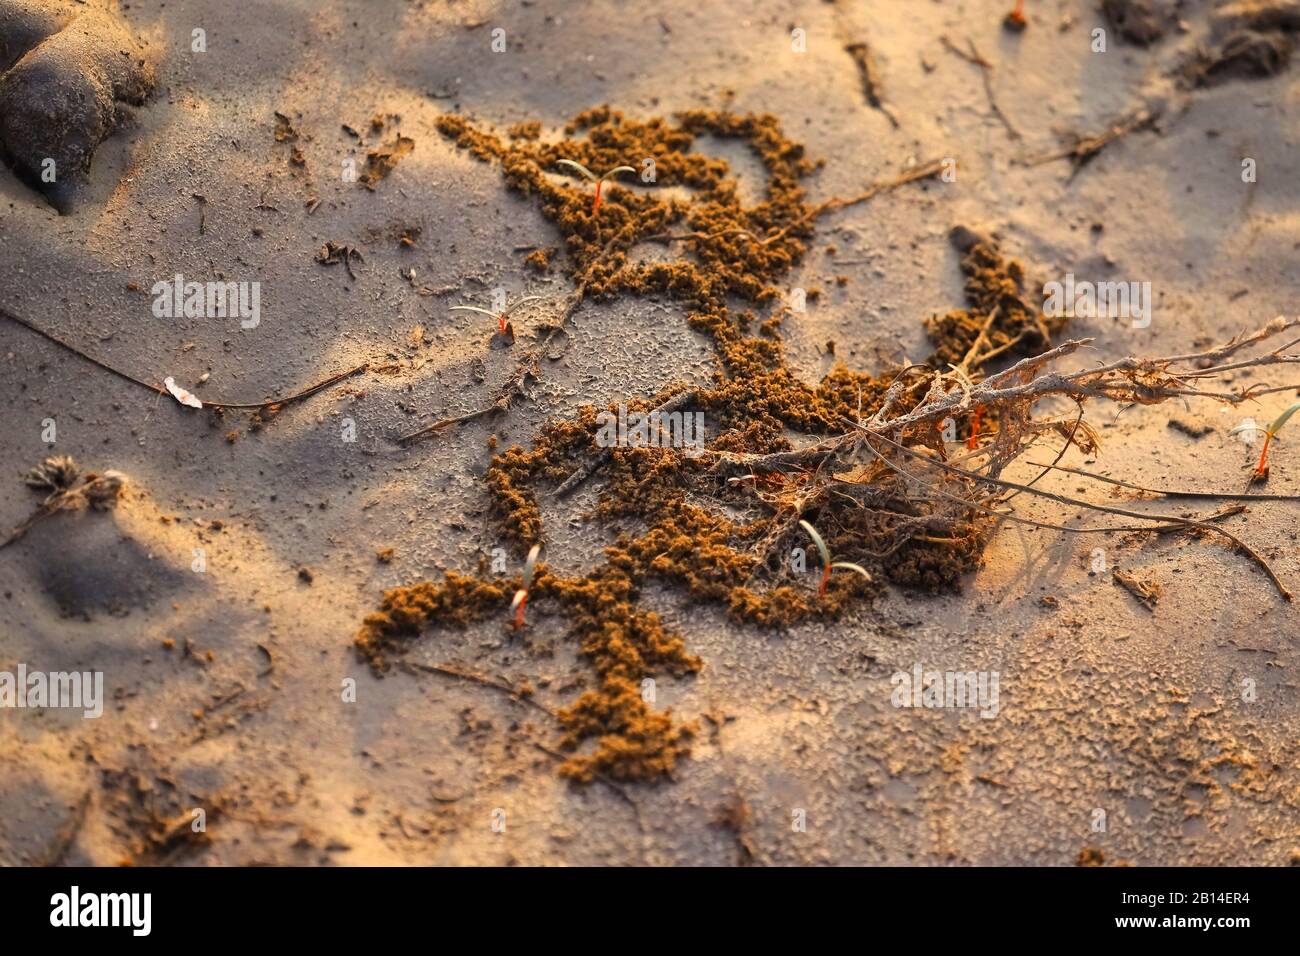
xmin=939 ymin=36 xmax=1022 ymax=140
xmin=1024 ymin=107 xmax=1159 ymax=172
xmin=2 ymin=468 xmax=126 ymax=550
xmin=1113 ymin=569 xmax=1161 ymax=611
xmin=700 ymin=316 xmax=1300 ymax=600
xmin=0 ymin=305 xmax=368 ymax=412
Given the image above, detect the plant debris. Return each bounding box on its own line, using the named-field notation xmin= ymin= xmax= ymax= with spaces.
xmin=1 ymin=302 xmax=372 ymax=422
xmin=24 ymin=455 xmax=80 ymax=493
xmin=358 ymin=106 xmax=1300 ymax=786
xmin=843 ymin=41 xmax=899 ymax=128
xmin=100 ymin=761 xmax=219 ymax=865
xmin=1114 ymin=568 xmax=1161 ymax=610
xmin=4 ymin=456 xmax=125 ymax=549
xmin=316 ymin=241 xmax=364 ymax=279
xmin=360 ymin=134 xmax=415 ymax=189
xmin=164 ymin=376 xmax=203 ymax=409
xmin=939 ymin=36 xmax=1022 ymax=140
xmin=1026 ymin=107 xmax=1161 ymax=173
xmin=1167 ymin=417 xmax=1214 ymax=438
xmin=714 ymin=793 xmax=759 ymax=865
xmin=360 ymin=108 xmax=1004 ymax=781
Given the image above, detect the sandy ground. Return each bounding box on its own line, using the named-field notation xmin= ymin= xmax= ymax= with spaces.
xmin=2 ymin=0 xmax=1299 ymax=866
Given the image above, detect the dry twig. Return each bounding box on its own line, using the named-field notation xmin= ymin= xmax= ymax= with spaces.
xmin=1024 ymin=107 xmax=1159 ymax=173
xmin=939 ymin=36 xmax=1022 ymax=140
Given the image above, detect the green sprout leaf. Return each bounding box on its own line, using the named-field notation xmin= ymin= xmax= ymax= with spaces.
xmin=830 ymin=561 xmax=873 ymax=582
xmin=555 ymin=158 xmax=597 ymax=181
xmin=502 ymin=295 xmax=544 ymax=317
xmin=1268 ymin=401 xmax=1300 ymax=437
xmin=799 ymin=519 xmax=831 ymax=568
xmin=522 ymin=543 xmax=541 ymax=590
xmin=449 ymin=305 xmax=500 ymax=319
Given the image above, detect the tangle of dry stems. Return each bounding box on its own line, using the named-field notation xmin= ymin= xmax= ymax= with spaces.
xmin=703 ymin=315 xmax=1300 ymax=600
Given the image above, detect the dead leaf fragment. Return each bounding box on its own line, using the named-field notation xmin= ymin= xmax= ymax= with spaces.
xmin=316 ymin=242 xmax=363 ymax=279
xmin=1114 ymin=568 xmax=1160 ymax=611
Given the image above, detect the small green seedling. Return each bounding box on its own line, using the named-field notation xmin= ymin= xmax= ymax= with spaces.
xmin=510 ymin=544 xmax=541 ymax=629
xmin=1230 ymin=401 xmax=1300 ymax=485
xmin=450 ymin=295 xmax=543 ymax=335
xmin=799 ymin=519 xmax=872 ymax=596
xmin=555 ymin=159 xmax=635 ymax=217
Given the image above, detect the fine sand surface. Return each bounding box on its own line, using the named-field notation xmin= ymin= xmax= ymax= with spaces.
xmin=2 ymin=0 xmax=1299 ymax=865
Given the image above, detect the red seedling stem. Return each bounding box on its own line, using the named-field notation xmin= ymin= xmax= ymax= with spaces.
xmin=556 ymin=161 xmax=633 ymax=219
xmin=510 ymin=544 xmax=541 ymax=630
xmin=968 ymin=405 xmax=984 ymax=450
xmin=1255 ymin=432 xmax=1274 ymax=478
xmin=800 ymin=519 xmax=872 ymax=598
xmin=449 ymin=297 xmax=541 ymax=340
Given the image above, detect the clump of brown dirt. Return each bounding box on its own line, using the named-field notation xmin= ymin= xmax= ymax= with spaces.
xmin=924 ymin=229 xmax=1065 ymax=369
xmin=523 ymin=247 xmax=552 ymax=272
xmin=360 ymin=133 xmax=414 ymax=190
xmin=1076 ymin=846 xmax=1131 ymax=866
xmin=356 ymin=562 xmax=702 ymax=782
xmin=357 ymin=572 xmax=511 ymax=670
xmin=359 ymin=107 xmax=1063 ymax=782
